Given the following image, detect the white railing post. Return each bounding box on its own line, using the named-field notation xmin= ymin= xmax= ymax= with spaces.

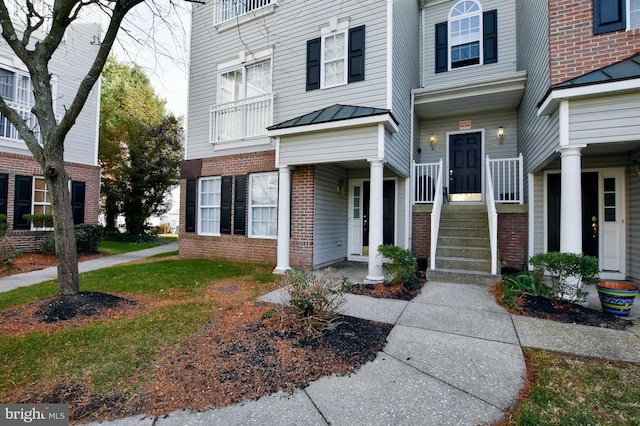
xmin=430 ymin=159 xmax=444 ymax=270
xmin=518 ymin=153 xmax=524 ymax=205
xmin=485 ymin=155 xmax=498 ymax=275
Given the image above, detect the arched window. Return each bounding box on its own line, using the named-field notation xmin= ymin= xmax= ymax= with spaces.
xmin=449 ymin=1 xmax=482 ymax=69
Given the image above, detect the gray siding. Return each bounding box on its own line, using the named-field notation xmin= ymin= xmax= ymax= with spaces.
xmin=531 ymin=172 xmax=544 ymax=255
xmin=386 ymin=0 xmax=420 ymax=177
xmin=187 ymin=0 xmax=390 ymax=160
xmin=627 ymin=166 xmax=640 ymax=279
xmin=279 ymin=126 xmax=378 ymax=166
xmin=516 ymin=0 xmax=558 ymax=182
xmin=0 ymin=7 xmax=101 ymax=166
xmin=313 ymin=164 xmax=349 ymax=267
xmin=569 ymin=94 xmax=640 ymax=145
xmin=421 ymin=0 xmax=517 ymax=88
xmin=418 ymin=109 xmax=519 ymax=164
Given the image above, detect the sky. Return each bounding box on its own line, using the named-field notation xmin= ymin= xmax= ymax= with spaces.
xmin=111 ymin=1 xmax=192 ymax=118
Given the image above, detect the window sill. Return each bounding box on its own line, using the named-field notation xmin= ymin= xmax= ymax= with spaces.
xmin=215 ymin=4 xmax=277 ymax=33
xmin=248 ymin=235 xmax=277 ymax=240
xmin=198 ymin=232 xmax=221 ymax=237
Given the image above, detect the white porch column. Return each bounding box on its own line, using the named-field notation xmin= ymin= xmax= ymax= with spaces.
xmin=559 ymin=146 xmax=583 ymax=254
xmin=365 ymin=159 xmax=385 ymax=284
xmin=274 ymin=166 xmax=291 ymax=274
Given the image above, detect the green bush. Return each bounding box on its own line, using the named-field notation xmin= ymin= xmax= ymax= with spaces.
xmin=279 ymin=268 xmax=349 ymax=336
xmin=44 ymin=223 xmax=104 ymax=254
xmin=103 ymin=232 xmax=163 ymax=244
xmin=499 ymin=273 xmax=553 ymax=311
xmin=529 ymin=252 xmax=599 ymax=303
xmin=22 ymin=213 xmax=53 ymax=229
xmin=378 ymin=244 xmax=417 ymax=284
xmin=0 ymin=214 xmax=7 ymax=238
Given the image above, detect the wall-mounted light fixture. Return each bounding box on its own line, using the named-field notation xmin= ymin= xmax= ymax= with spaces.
xmin=337 ymin=179 xmax=346 ymax=197
xmin=429 ymin=133 xmax=437 ymax=150
xmin=497 ymin=126 xmax=505 ymax=144
xmin=632 ymin=159 xmax=640 ymax=180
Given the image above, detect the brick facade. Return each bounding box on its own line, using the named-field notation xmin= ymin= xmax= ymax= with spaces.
xmin=411 ymin=209 xmax=431 ymax=270
xmin=179 ymin=151 xmax=317 ymax=269
xmin=497 ymin=212 xmax=528 ymax=272
xmin=549 ymin=0 xmax=640 ymax=85
xmin=0 ymin=152 xmax=101 ymax=252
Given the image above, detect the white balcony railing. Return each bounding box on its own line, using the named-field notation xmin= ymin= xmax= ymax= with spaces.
xmin=0 ymin=101 xmax=41 ymax=142
xmin=485 ymin=156 xmax=499 ymax=275
xmin=210 ymin=93 xmax=273 ymax=143
xmin=487 ymin=154 xmax=524 ymax=204
xmin=217 ymin=0 xmax=274 ymax=24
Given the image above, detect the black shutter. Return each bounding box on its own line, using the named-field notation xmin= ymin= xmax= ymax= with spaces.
xmin=13 ymin=175 xmax=32 ymax=230
xmin=435 ymin=22 xmax=448 ymax=73
xmin=234 ymin=175 xmax=247 ymax=235
xmin=593 ymin=0 xmax=625 ymax=34
xmin=306 ymin=38 xmax=321 ymax=91
xmin=348 ymin=25 xmax=365 ymax=83
xmin=185 ymin=178 xmax=196 ymax=233
xmin=71 ymin=181 xmax=85 ymax=225
xmin=220 ymin=176 xmax=232 ymax=234
xmin=483 ymin=10 xmax=498 ymax=65
xmin=0 ymin=174 xmax=8 ymax=216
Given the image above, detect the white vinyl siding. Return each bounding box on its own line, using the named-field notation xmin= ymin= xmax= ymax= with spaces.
xmin=313 ymin=164 xmax=349 ymax=267
xmin=421 ymin=0 xmax=516 ymax=88
xmin=187 ymin=0 xmax=389 ymax=160
xmin=249 ymin=172 xmax=278 ymax=238
xmin=568 ymin=93 xmax=640 ymax=145
xmin=199 ymin=177 xmax=222 ymax=235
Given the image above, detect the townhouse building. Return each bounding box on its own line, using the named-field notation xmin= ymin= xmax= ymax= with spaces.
xmin=0 ymin=3 xmax=102 ymax=251
xmin=182 ymin=0 xmax=640 ymax=284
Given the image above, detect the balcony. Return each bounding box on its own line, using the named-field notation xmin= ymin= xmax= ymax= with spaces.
xmin=210 ymin=93 xmax=273 ymax=144
xmin=217 ymin=0 xmax=275 ymax=24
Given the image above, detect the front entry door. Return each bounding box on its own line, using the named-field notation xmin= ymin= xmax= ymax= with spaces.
xmin=349 ymin=179 xmax=395 ymax=258
xmin=449 ymin=132 xmax=482 ymax=201
xmin=546 ymin=170 xmax=624 ymax=276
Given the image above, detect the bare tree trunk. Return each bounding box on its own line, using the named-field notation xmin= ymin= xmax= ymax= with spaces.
xmin=46 ymin=161 xmax=79 ymax=295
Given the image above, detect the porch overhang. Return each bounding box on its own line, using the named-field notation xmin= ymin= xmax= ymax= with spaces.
xmin=413 ymin=71 xmax=527 ymax=119
xmin=267 ymin=104 xmax=399 ymax=137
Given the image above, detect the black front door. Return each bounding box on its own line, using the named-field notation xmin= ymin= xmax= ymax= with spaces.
xmin=362 ymin=180 xmax=395 ymax=249
xmin=449 ymin=132 xmax=482 ymax=197
xmin=547 ymin=172 xmax=599 ymax=256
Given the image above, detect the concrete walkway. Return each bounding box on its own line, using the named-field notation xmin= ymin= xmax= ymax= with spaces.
xmin=82 ymin=279 xmax=640 ymax=426
xmin=0 ymin=242 xmax=178 ymax=293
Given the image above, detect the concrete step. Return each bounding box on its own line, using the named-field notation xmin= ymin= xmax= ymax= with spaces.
xmin=436 ymin=256 xmax=492 ymax=273
xmin=436 ymin=236 xmax=490 ymax=248
xmin=438 ymin=227 xmax=489 ymax=238
xmin=439 ymin=219 xmax=488 ymax=229
xmin=426 ymin=268 xmax=502 ymax=286
xmin=437 ymin=245 xmax=491 ymax=259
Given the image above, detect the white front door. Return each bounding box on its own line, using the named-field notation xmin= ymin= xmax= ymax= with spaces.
xmin=348 ymin=179 xmax=366 ymax=261
xmin=600 ymin=169 xmax=625 ymax=278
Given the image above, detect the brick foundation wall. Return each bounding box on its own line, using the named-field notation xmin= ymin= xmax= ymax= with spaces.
xmin=549 ymin=0 xmax=640 ymax=85
xmin=0 ymin=152 xmax=100 ymax=253
xmin=180 ymin=151 xmax=316 ymax=269
xmin=411 ymin=209 xmax=431 ymax=270
xmin=498 ymin=212 xmax=528 ymax=272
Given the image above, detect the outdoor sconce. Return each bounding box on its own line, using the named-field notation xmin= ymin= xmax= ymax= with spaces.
xmin=497 ymin=126 xmax=505 ymax=144
xmin=337 ymin=179 xmax=346 ymax=197
xmin=632 ymin=160 xmax=640 ymax=180
xmin=429 ymin=133 xmax=437 ymax=150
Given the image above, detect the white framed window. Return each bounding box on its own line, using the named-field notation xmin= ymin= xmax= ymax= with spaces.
xmin=198 ymin=177 xmax=222 ymax=235
xmin=449 ymin=0 xmax=482 ymax=69
xmin=321 ymin=30 xmax=347 ymax=88
xmin=249 ymin=172 xmax=278 ymax=238
xmin=630 ymin=0 xmax=640 ymax=29
xmin=31 ymin=176 xmax=52 ymax=230
xmin=0 ymin=67 xmax=40 ymax=141
xmin=212 ymin=58 xmax=272 ymax=143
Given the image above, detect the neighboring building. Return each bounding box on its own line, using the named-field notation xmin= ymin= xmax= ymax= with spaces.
xmin=182 ymin=0 xmax=640 ymax=284
xmin=518 ymin=0 xmax=640 ymax=282
xmin=0 ymin=3 xmax=102 ymax=251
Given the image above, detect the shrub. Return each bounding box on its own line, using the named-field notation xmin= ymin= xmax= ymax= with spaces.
xmin=0 ymin=237 xmax=18 ymax=267
xmin=22 ymin=213 xmax=53 ymax=229
xmin=279 ymin=268 xmax=349 ymax=336
xmin=378 ymin=244 xmax=417 ymax=284
xmin=0 ymin=214 xmax=7 ymax=238
xmin=529 ymin=252 xmax=599 ymax=303
xmin=499 ymin=273 xmax=552 ymax=311
xmin=104 ymin=232 xmax=162 ymax=243
xmin=44 ymin=223 xmax=104 ymax=254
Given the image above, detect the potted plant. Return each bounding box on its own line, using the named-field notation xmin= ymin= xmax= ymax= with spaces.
xmin=596 ymin=281 xmax=638 ymax=316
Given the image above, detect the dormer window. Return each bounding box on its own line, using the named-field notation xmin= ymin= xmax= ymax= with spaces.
xmin=450 ymin=1 xmax=482 ymax=68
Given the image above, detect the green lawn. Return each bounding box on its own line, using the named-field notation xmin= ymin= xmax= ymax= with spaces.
xmin=0 ymin=257 xmax=277 ymax=401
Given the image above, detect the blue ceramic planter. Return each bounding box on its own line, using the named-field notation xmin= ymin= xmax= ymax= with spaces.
xmin=596 ymin=282 xmax=638 ymax=316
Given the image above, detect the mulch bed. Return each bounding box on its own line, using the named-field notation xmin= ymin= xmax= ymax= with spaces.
xmin=347 ymin=277 xmax=425 ymax=300
xmin=34 ymin=292 xmax=136 ymax=323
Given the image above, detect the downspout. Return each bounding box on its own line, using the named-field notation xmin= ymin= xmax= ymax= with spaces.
xmin=408 ymin=93 xmax=415 ymax=251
